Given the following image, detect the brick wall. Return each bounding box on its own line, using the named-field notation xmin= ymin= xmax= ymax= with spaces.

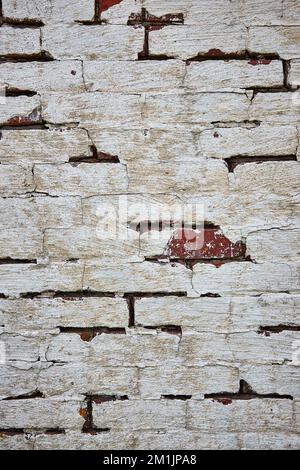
xmin=0 ymin=0 xmax=299 ymax=450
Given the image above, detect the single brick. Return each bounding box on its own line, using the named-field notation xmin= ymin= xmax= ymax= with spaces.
xmin=2 ymin=0 xmax=94 ymax=24
xmin=34 ymin=163 xmax=128 ymax=197
xmin=143 ymin=93 xmax=250 ymax=127
xmin=199 ymin=126 xmax=298 ymax=159
xmin=127 ymin=160 xmax=229 ymax=195
xmin=0 ymin=399 xmax=84 ymax=430
xmin=0 ymin=296 xmax=129 ymax=333
xmin=139 ymin=365 xmax=239 ymax=399
xmin=42 ymin=24 xmax=144 ymax=60
xmin=46 ymin=330 xmax=180 ymax=366
xmin=0 ymin=165 xmax=34 ymax=197
xmin=185 ymin=60 xmax=283 ymax=91
xmin=0 ymin=196 xmax=82 ymax=230
xmin=0 ymin=227 xmax=43 ymax=260
xmin=192 ymin=262 xmax=299 ymax=295
xmin=0 ymin=26 xmax=41 ymax=57
xmin=135 ymin=294 xmax=300 ymax=332
xmin=0 ymin=262 xmax=84 ymax=296
xmin=247 ymin=229 xmax=300 ymax=262
xmin=38 ymin=364 xmax=139 ymax=397
xmin=89 ymin=128 xmax=198 ymax=163
xmin=42 ymin=92 xmax=143 ymax=128
xmin=288 ymin=59 xmax=300 ymax=88
xmin=0 ymin=61 xmax=84 ymax=93
xmin=93 ymin=399 xmax=186 ymax=431
xmin=148 ymin=25 xmax=247 ymax=59
xmin=178 ymin=330 xmax=300 ymax=365
xmin=0 ymin=96 xmax=41 ymax=126
xmin=249 ymin=93 xmax=300 ymax=125
xmin=240 ymin=365 xmax=300 ymax=397
xmin=248 ymin=26 xmax=300 ymax=59
xmin=83 ymin=60 xmax=185 ymax=93
xmin=0 ymin=129 xmax=92 ymax=165
xmin=187 ymin=399 xmax=293 ymax=432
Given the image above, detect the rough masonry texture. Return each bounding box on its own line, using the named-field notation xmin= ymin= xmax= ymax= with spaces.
xmin=0 ymin=0 xmax=299 ymax=450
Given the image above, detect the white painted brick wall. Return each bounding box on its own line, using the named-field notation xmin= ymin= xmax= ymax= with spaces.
xmin=0 ymin=0 xmax=299 ymax=450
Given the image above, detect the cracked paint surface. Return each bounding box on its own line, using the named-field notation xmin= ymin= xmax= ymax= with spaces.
xmin=0 ymin=0 xmax=299 ymax=451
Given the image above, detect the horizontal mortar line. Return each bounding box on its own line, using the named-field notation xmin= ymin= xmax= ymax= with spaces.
xmin=204 ymin=392 xmax=293 ymax=401
xmin=2 ymin=19 xmax=44 ymax=27
xmin=59 ymin=326 xmax=126 ymax=340
xmin=87 ymin=394 xmax=129 ymax=404
xmin=0 ymin=53 xmax=54 ymax=62
xmin=0 ymin=124 xmax=49 ymax=130
xmin=123 ymin=292 xmax=187 ymax=298
xmin=4 ymin=88 xmax=38 ymax=97
xmin=247 ymin=87 xmax=292 ymax=93
xmin=17 ymin=291 xmax=116 ymax=299
xmin=161 ymin=395 xmax=192 ymax=400
xmin=69 ymin=155 xmax=120 ymax=164
xmin=142 ymin=325 xmax=182 ymax=335
xmin=225 ymin=155 xmax=298 ymax=171
xmin=54 ymin=290 xmax=117 ymax=298
xmin=137 ymin=326 xmax=289 ymax=336
xmin=205 ymin=379 xmax=293 ymax=403
xmin=0 ymin=258 xmax=37 ymax=265
xmin=258 ymin=324 xmax=300 ymax=333
xmin=211 ymin=120 xmax=261 ymax=126
xmin=58 ymin=326 xmax=184 ymax=337
xmin=128 ymin=21 xmax=184 ymax=26
xmin=185 ymin=51 xmax=281 ymax=63
xmin=144 ymin=256 xmax=250 ymax=261
xmin=82 ymin=428 xmax=111 ymax=434
xmin=3 ymin=390 xmax=44 ymax=400
xmin=10 ymin=291 xmax=189 ymax=299
xmin=0 ymin=428 xmax=66 ymax=435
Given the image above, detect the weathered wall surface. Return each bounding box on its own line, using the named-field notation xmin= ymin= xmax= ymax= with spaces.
xmin=0 ymin=0 xmax=299 ymax=450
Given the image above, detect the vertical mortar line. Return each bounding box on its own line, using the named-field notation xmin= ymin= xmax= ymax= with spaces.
xmin=142 ymin=7 xmax=149 ymax=59
xmin=282 ymin=59 xmax=290 ymax=89
xmin=144 ymin=27 xmax=150 ymax=58
xmin=82 ymin=395 xmax=93 ymax=432
xmin=95 ymin=0 xmax=100 ymax=22
xmin=127 ymin=295 xmax=135 ymax=327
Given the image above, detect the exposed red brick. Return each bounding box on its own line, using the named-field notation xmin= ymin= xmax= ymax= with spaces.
xmin=248 ymin=59 xmax=272 ymax=65
xmin=79 ymin=407 xmax=88 ymax=419
xmin=59 ymin=327 xmax=126 ymax=341
xmin=166 ymin=227 xmax=245 ymax=261
xmin=69 ymin=150 xmax=120 ymax=164
xmin=98 ymin=0 xmax=123 ymax=14
xmin=5 ymin=110 xmax=40 ymax=126
xmin=91 ymin=395 xmax=128 ymax=404
xmin=213 ymin=398 xmax=233 ymax=405
xmin=205 ymin=48 xmax=224 ymax=57
xmin=80 ymin=331 xmax=94 ymax=342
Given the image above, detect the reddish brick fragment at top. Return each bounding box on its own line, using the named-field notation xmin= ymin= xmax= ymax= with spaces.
xmin=248 ymin=59 xmax=272 ymax=66
xmin=213 ymin=398 xmax=232 ymax=405
xmin=205 ymin=48 xmax=224 ymax=57
xmin=166 ymin=228 xmax=244 ymax=260
xmin=98 ymin=0 xmax=123 ymax=14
